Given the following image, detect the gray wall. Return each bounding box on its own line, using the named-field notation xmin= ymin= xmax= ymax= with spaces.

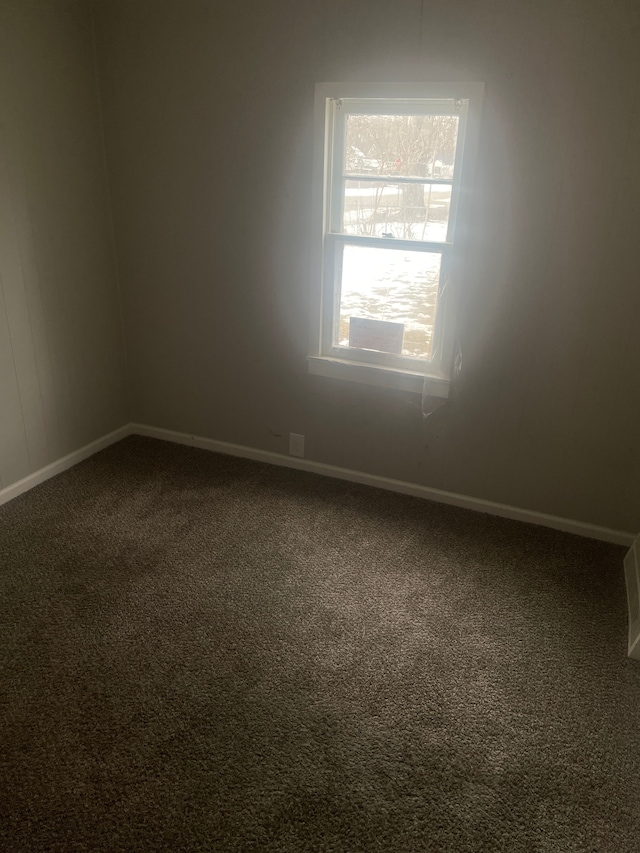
xmin=93 ymin=0 xmax=640 ymax=532
xmin=0 ymin=0 xmax=128 ymax=489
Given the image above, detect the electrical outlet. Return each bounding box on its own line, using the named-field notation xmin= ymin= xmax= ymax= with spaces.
xmin=289 ymin=433 xmax=305 ymax=458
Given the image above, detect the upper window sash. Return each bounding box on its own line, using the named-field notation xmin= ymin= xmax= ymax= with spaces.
xmin=326 ymin=98 xmax=469 ymax=245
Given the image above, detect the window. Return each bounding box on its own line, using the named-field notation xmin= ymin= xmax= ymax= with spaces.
xmin=308 ymin=83 xmax=483 ymax=396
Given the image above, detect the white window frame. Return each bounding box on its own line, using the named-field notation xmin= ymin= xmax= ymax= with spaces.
xmin=308 ymin=82 xmax=484 ymax=397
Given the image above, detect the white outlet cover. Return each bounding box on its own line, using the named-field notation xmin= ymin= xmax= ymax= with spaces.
xmin=289 ymin=433 xmax=305 ymax=458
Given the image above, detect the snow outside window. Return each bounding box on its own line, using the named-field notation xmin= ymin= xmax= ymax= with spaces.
xmin=308 ymin=83 xmax=484 ymax=396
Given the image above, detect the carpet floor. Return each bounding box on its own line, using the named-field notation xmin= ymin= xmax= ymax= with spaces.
xmin=1 ymin=435 xmax=639 ymax=852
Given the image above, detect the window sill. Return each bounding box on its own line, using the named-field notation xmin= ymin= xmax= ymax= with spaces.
xmin=307 ymin=356 xmax=450 ymax=398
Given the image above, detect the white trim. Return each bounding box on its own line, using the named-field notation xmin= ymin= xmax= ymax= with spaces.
xmin=0 ymin=424 xmax=131 ymax=508
xmin=310 ymin=81 xmax=485 ymax=391
xmin=308 ymin=355 xmax=450 ymax=396
xmin=623 ymin=539 xmax=640 ymax=659
xmin=315 ymin=82 xmax=485 ymax=103
xmin=130 ymin=423 xmax=635 ymax=547
xmin=0 ymin=420 xmax=633 ymax=548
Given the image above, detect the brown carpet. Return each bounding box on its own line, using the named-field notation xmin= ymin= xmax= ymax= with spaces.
xmin=1 ymin=435 xmax=639 ymax=852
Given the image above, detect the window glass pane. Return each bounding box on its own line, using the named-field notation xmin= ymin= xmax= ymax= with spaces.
xmin=338 ymin=245 xmax=441 ymax=360
xmin=345 ymin=114 xmax=459 ymax=179
xmin=343 ymin=180 xmax=451 ymax=242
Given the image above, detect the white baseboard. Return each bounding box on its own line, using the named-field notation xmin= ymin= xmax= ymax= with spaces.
xmin=623 ymin=538 xmax=640 ymax=659
xmin=0 ymin=424 xmax=132 ymax=509
xmin=0 ymin=420 xmax=633 ymax=547
xmin=131 ymin=423 xmax=636 ymax=547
